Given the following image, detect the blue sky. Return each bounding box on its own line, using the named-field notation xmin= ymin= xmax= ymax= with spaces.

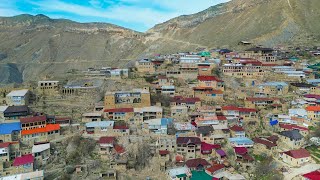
xmin=0 ymin=0 xmax=229 ymax=32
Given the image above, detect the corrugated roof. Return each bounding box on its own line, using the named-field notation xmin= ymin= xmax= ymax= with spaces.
xmin=20 ymin=116 xmax=47 ymax=123
xmin=0 ymin=122 xmax=21 ymax=135
xmin=282 ymin=148 xmax=310 ymax=159
xmin=13 ymin=154 xmax=34 ymax=166
xmin=306 ymin=106 xmax=320 ymax=111
xmin=32 ymin=143 xmax=50 ymax=154
xmin=85 ymin=121 xmax=114 ymax=128
xmin=21 ymin=124 xmax=60 ymax=135
xmin=7 ymin=89 xmax=29 ymax=97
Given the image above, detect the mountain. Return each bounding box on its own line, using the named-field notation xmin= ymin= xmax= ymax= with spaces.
xmin=1 ymin=0 xmax=320 ymax=84
xmin=0 ymin=14 xmax=147 ymax=84
xmin=148 ymin=0 xmax=320 ymax=48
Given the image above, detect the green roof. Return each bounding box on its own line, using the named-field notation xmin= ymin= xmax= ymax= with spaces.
xmin=177 ymin=174 xmax=188 ymax=178
xmin=198 ymin=52 xmax=211 ymax=57
xmin=191 ymin=170 xmax=212 ymax=180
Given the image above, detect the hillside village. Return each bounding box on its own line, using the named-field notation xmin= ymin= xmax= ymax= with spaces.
xmin=1 ymin=45 xmax=320 ymax=180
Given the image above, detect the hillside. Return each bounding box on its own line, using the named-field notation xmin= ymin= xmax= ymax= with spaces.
xmin=1 ymin=0 xmax=320 ymax=84
xmin=0 ymin=14 xmax=147 ymax=84
xmin=148 ymin=0 xmax=320 ymax=48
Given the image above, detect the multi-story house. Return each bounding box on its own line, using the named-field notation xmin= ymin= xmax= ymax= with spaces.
xmin=170 ymin=96 xmax=201 ymax=110
xmin=6 ymin=89 xmax=30 ymax=106
xmin=255 ymin=82 xmax=289 ymax=97
xmin=279 ymin=130 xmax=304 ymax=149
xmin=155 ymin=85 xmax=176 ymax=96
xmin=3 ymin=106 xmax=30 ymax=120
xmin=135 ymin=59 xmax=156 ymax=73
xmin=221 ymin=63 xmax=264 ymax=79
xmin=0 ymin=142 xmax=10 ymax=162
xmin=197 ymin=76 xmax=224 ymax=91
xmin=32 ymin=142 xmax=51 ymax=166
xmin=193 ymin=87 xmax=224 ymax=103
xmin=21 ymin=124 xmax=60 ymax=146
xmin=143 ymin=118 xmax=173 ymax=135
xmin=245 ymin=97 xmax=281 ymax=109
xmin=104 ymin=108 xmax=134 ymax=122
xmin=222 ymin=106 xmax=257 ymax=121
xmin=239 ymin=47 xmax=277 ymax=64
xmin=82 ymin=112 xmax=102 ymax=123
xmin=20 ymin=116 xmax=47 ymax=130
xmin=195 ymin=115 xmax=227 ymax=127
xmin=134 ymin=106 xmax=162 ymax=122
xmin=0 ymin=122 xmax=21 ymax=142
xmin=229 ymin=125 xmax=245 ymax=138
xmin=12 ymin=154 xmax=34 ymax=174
xmin=306 ymin=106 xmax=320 ymax=122
xmin=104 ymin=88 xmax=151 ymax=109
xmin=176 ymin=137 xmax=201 ymax=160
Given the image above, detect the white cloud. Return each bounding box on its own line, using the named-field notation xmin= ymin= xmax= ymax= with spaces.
xmin=9 ymin=0 xmax=230 ymax=31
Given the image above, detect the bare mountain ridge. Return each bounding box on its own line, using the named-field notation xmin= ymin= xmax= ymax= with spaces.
xmin=1 ymin=0 xmax=320 ymax=84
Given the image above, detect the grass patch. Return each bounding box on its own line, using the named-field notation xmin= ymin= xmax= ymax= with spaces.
xmin=253 ymin=154 xmax=267 ymax=161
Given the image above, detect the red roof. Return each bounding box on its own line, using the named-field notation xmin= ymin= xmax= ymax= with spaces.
xmin=13 ymin=154 xmax=34 ymax=166
xmin=201 ymin=142 xmax=221 ymax=152
xmin=229 ymin=125 xmax=244 ymax=132
xmin=186 ymin=158 xmax=210 ymax=168
xmin=253 ymin=138 xmax=277 ymax=148
xmin=114 ymin=144 xmax=125 ymax=154
xmin=240 ymin=60 xmax=262 ymax=66
xmin=98 ymin=136 xmax=115 ymax=144
xmin=104 ymin=108 xmax=134 ymax=113
xmin=234 ymin=147 xmax=248 ymax=155
xmin=20 ymin=116 xmax=47 ymax=123
xmin=159 ymin=150 xmax=170 ymax=155
xmin=242 ymin=154 xmax=254 ymax=161
xmin=217 ymin=115 xmax=227 ymax=121
xmin=198 ymin=76 xmax=223 ymax=82
xmin=283 ymin=149 xmax=310 ymax=159
xmin=279 ymin=124 xmax=309 ymax=131
xmin=206 ymin=164 xmax=225 ymax=173
xmin=303 ymin=170 xmax=320 ymax=180
xmin=113 ymin=125 xmax=129 ymax=130
xmin=21 ymin=124 xmax=60 ymax=135
xmin=171 ymin=96 xmax=201 ymax=104
xmin=176 ymin=154 xmax=184 ymax=162
xmin=222 ymin=106 xmax=257 ymax=113
xmin=0 ymin=142 xmax=10 ymax=148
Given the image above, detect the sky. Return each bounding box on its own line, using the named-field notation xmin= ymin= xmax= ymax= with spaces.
xmin=0 ymin=0 xmax=229 ymax=32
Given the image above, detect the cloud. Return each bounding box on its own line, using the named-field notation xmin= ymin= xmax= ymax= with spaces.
xmin=0 ymin=0 xmax=24 ymax=16
xmin=4 ymin=0 xmax=230 ymax=31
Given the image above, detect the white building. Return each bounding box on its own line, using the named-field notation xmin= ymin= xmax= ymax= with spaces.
xmin=6 ymin=89 xmax=30 ymax=106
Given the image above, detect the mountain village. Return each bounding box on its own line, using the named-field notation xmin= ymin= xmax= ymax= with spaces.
xmin=0 ymin=45 xmax=320 ymax=180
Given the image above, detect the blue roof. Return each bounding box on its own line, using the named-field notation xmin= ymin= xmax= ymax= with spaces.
xmin=229 ymin=137 xmax=254 ymax=144
xmin=259 ymin=82 xmax=288 ymax=87
xmin=161 ymin=118 xmax=173 ymax=126
xmin=0 ymin=122 xmax=21 ymax=135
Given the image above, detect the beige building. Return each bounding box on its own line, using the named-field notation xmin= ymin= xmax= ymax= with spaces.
xmin=176 ymin=137 xmax=201 ymax=160
xmin=104 ymin=88 xmax=151 ymax=109
xmin=255 ymin=82 xmax=289 ymax=97
xmin=38 ymin=81 xmax=59 ymax=95
xmin=134 ymin=106 xmax=162 ymax=122
xmin=135 ymin=59 xmax=155 ymax=73
xmin=221 ymin=63 xmax=264 ymax=79
xmin=82 ymin=112 xmax=102 ymax=123
xmin=279 ymin=149 xmax=310 ymax=167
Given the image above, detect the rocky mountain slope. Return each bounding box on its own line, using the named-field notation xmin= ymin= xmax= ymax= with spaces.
xmin=148 ymin=0 xmax=320 ymax=48
xmin=1 ymin=0 xmax=320 ymax=84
